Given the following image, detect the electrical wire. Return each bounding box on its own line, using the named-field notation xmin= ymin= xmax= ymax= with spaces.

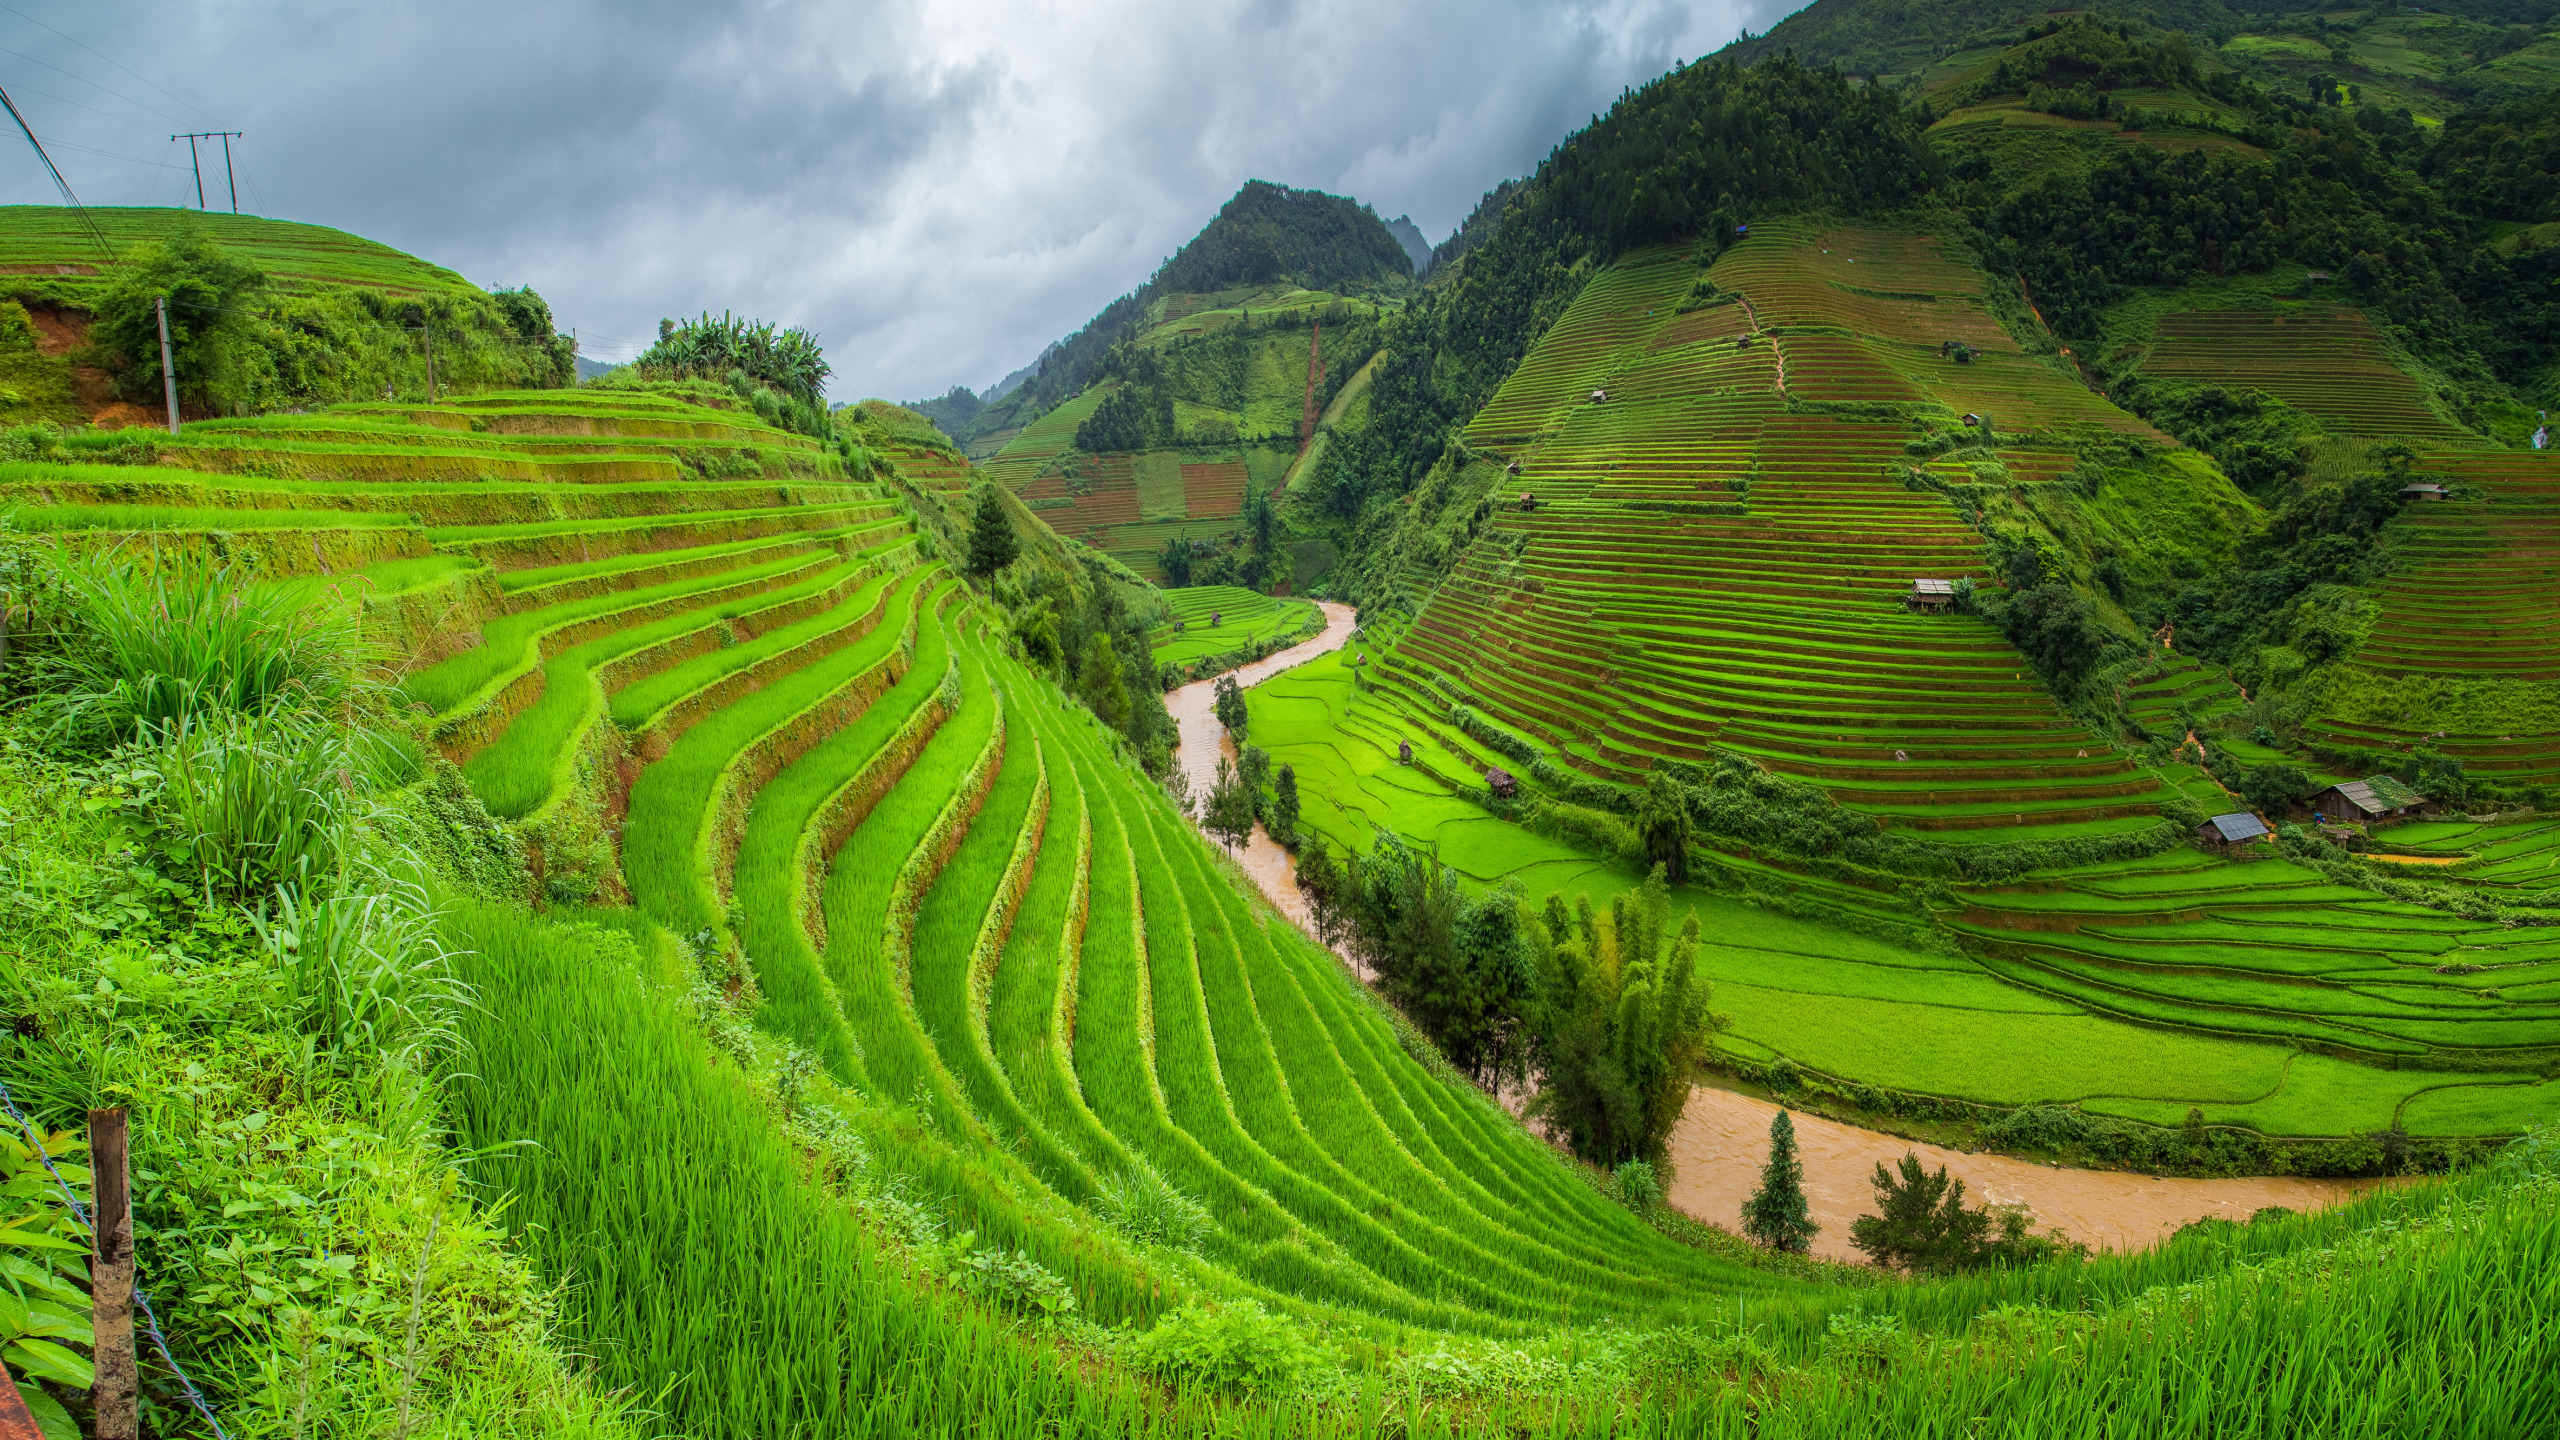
xmin=0 ymin=4 xmax=219 ymax=125
xmin=0 ymin=80 xmax=108 ymax=261
xmin=0 ymin=1076 xmax=235 ymax=1440
xmin=36 ymin=134 xmax=189 ymax=170
xmin=0 ymin=43 xmax=188 ymax=128
xmin=1 ymin=76 xmax=175 ymax=138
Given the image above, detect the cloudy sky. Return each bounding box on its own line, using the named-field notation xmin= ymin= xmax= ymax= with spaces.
xmin=0 ymin=1 xmax=1787 ymax=401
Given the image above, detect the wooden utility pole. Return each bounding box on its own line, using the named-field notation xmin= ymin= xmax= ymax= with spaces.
xmin=88 ymin=1108 xmax=137 ymax=1440
xmin=155 ymin=297 xmax=179 ymax=434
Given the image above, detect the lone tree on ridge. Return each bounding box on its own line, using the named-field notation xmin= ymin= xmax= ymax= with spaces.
xmin=966 ymin=485 xmax=1018 ymax=577
xmin=1741 ymin=1109 xmax=1818 ymax=1254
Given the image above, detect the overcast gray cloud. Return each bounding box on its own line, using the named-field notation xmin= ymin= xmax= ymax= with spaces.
xmin=0 ymin=0 xmax=1790 ymax=400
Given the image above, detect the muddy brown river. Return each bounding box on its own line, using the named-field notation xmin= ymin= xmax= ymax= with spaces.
xmin=1167 ymin=603 xmax=2383 ymax=1260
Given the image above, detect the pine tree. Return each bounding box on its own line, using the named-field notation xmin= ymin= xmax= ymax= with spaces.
xmin=1204 ymin=758 xmax=1255 ymax=852
xmin=966 ymin=486 xmax=1018 ymax=577
xmin=1741 ymin=1109 xmax=1818 ymax=1254
xmin=1272 ymin=763 xmax=1300 ymax=844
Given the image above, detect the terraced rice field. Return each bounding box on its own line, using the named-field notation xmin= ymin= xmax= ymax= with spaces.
xmin=1241 ymin=217 xmax=2556 ymax=1130
xmin=1410 ymin=222 xmax=2178 ymax=831
xmin=2302 ymin=449 xmax=2560 ymax=783
xmin=33 ymin=370 xmax=1894 ymax=1338
xmin=2138 ymin=306 xmax=2471 ymax=439
xmin=0 ymin=204 xmax=483 ymax=299
xmin=1149 ymin=585 xmax=1320 ymax=666
xmin=1247 ymin=643 xmax=2552 ymax=1135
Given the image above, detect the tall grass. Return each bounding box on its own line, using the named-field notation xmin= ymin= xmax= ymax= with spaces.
xmin=22 ymin=553 xmax=365 ymax=753
xmin=256 ymin=864 xmax=470 ymax=1075
xmin=153 ymin=711 xmax=363 ymax=899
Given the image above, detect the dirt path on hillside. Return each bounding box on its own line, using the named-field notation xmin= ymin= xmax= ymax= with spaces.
xmin=1668 ymin=1085 xmax=2387 ymax=1263
xmin=1166 ymin=600 xmax=1357 ymax=946
xmin=1171 ymin=609 xmax=2386 ymax=1260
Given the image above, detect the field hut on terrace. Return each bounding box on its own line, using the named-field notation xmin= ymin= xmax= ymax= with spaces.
xmin=2198 ymin=812 xmax=2270 ymax=850
xmin=1486 ymin=767 xmax=1518 ymax=799
xmin=1398 ymin=739 xmax=1413 ymax=765
xmin=1907 ymin=578 xmax=1957 ymax=612
xmin=2311 ymin=775 xmax=2427 ymax=824
xmin=1588 ymin=388 xmax=1608 ymax=403
xmin=2401 ymin=482 xmax=2448 ymax=501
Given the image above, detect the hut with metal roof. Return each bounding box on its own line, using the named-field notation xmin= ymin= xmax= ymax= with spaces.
xmin=2310 ymin=775 xmax=2427 ymax=824
xmin=1907 ymin=578 xmax=1957 ymax=612
xmin=2197 ymin=812 xmax=2270 ymax=849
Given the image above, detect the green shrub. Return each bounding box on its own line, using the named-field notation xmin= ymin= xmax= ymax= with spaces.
xmin=1820 ymin=1307 xmax=1913 ymax=1369
xmin=1092 ymin=1167 xmax=1213 ymax=1252
xmin=254 ymin=868 xmax=469 ymax=1074
xmin=1612 ymin=1158 xmax=1664 ymax=1209
xmin=1122 ymin=1301 xmax=1324 ymax=1396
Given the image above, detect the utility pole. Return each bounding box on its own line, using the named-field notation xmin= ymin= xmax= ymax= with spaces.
xmin=171 ymin=132 xmax=244 ymax=212
xmin=423 ymin=324 xmax=435 ymax=402
xmin=155 ymin=297 xmax=179 ymax=433
xmin=88 ymin=1108 xmax=136 ymax=1440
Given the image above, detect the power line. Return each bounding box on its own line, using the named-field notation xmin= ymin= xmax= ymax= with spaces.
xmin=36 ymin=134 xmax=189 ymax=171
xmin=0 ymin=80 xmax=107 ymax=261
xmin=2 ymin=76 xmax=177 ymax=137
xmin=0 ymin=43 xmax=188 ymax=127
xmin=0 ymin=4 xmax=219 ymax=125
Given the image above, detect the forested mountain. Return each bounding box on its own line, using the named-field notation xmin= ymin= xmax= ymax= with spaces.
xmin=1256 ymin=2 xmax=2560 ymax=1158
xmin=930 ymin=180 xmax=1421 ymax=454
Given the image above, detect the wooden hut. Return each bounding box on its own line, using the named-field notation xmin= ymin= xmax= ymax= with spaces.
xmin=1486 ymin=767 xmax=1518 ymax=799
xmin=2310 ymin=775 xmax=2426 ymax=824
xmin=1397 ymin=739 xmax=1413 ymax=765
xmin=2400 ymin=482 xmax=2448 ymax=501
xmin=2197 ymin=812 xmax=2269 ymax=850
xmin=1907 ymin=578 xmax=1957 ymax=612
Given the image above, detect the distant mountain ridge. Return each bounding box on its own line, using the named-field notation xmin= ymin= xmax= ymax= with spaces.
xmin=910 ymin=179 xmax=1418 ymax=446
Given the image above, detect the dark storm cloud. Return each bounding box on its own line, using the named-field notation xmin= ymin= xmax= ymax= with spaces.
xmin=0 ymin=0 xmax=1791 ymax=400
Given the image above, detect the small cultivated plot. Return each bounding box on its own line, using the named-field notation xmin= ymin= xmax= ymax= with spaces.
xmin=2137 ymin=306 xmax=2472 ymax=439
xmin=1149 ymin=585 xmax=1319 ymax=664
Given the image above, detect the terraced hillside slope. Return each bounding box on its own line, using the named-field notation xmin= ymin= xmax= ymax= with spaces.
xmin=4 ymin=368 xmax=1888 ymax=1374
xmin=1252 ymin=215 xmax=2557 ymax=1141
xmin=0 ymin=205 xmax=577 ymax=423
xmin=0 ymin=205 xmax=485 ymax=301
xmin=1408 ymin=222 xmax=2172 ymax=833
xmin=974 ymin=289 xmax=1383 ymax=580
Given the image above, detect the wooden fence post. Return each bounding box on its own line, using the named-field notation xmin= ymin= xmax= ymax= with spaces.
xmin=88 ymin=1108 xmax=136 ymax=1440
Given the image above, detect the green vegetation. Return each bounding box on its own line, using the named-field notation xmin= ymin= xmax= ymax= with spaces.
xmin=3 ymin=17 xmax=2559 ymax=1435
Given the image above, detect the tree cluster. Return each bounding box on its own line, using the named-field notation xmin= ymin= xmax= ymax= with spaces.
xmin=999 ymin=558 xmax=1177 ymax=772
xmin=1850 ymin=1153 xmax=2087 ymax=1272
xmin=85 ymin=221 xmax=576 ymax=416
xmin=634 ymin=311 xmax=831 ymax=410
